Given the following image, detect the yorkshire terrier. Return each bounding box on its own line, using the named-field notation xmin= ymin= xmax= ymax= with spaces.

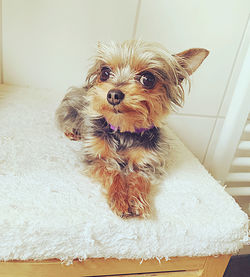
xmin=56 ymin=40 xmax=209 ymax=218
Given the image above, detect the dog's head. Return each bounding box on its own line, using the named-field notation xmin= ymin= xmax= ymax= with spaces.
xmin=86 ymin=40 xmax=209 ymax=132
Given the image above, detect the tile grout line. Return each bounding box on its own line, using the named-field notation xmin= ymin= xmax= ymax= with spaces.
xmin=171 ymin=113 xmax=225 ymax=119
xmin=202 ymin=14 xmax=250 ymax=166
xmin=132 ymin=0 xmax=142 ymax=39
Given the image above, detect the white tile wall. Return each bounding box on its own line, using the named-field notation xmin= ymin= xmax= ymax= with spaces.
xmin=167 ymin=114 xmax=215 ymax=162
xmin=1 ymin=0 xmax=250 ymax=171
xmin=2 ymin=0 xmax=138 ymax=90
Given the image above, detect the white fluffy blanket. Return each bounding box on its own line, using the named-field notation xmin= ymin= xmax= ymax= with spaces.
xmin=0 ymin=85 xmax=248 ymax=263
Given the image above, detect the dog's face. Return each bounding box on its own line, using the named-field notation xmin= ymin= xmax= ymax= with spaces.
xmin=86 ymin=41 xmax=208 ymax=132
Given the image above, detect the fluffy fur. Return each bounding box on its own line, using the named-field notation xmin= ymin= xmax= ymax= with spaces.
xmin=56 ymin=40 xmax=209 ymax=218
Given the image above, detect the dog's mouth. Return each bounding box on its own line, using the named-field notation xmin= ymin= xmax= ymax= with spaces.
xmin=112 ymin=106 xmax=122 ymax=114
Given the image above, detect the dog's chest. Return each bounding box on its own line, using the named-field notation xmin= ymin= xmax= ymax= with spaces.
xmin=108 ymin=130 xmax=159 ymax=152
xmin=91 ymin=117 xmax=160 ymax=152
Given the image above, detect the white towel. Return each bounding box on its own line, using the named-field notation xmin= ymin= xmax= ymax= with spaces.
xmin=0 ymin=85 xmax=248 ymax=263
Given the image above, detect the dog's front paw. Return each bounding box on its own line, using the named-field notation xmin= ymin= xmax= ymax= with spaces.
xmin=128 ymin=197 xmax=151 ymax=218
xmin=109 ymin=196 xmax=131 ymax=218
xmin=64 ymin=128 xmax=81 ymax=141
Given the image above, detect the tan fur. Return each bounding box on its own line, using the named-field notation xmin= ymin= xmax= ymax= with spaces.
xmin=90 ymin=137 xmax=116 ymax=159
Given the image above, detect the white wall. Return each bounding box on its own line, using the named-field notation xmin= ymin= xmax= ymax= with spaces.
xmin=2 ymin=0 xmax=138 ymax=90
xmin=2 ymin=0 xmax=250 ymax=169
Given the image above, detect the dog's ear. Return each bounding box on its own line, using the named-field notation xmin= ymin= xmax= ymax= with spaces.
xmin=175 ymin=48 xmax=209 ymax=81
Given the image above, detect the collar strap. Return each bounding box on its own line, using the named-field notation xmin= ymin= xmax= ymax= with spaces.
xmin=109 ymin=123 xmax=155 ymax=134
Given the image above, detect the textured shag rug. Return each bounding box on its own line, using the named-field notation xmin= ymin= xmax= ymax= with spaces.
xmin=0 ymin=85 xmax=248 ymax=263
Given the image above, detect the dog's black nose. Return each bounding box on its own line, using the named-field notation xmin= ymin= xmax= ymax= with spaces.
xmin=107 ymin=89 xmax=125 ymax=106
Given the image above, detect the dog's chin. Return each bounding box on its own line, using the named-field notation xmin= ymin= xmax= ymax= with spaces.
xmin=97 ymin=104 xmax=152 ymax=133
xmin=97 ymin=103 xmax=122 ymax=116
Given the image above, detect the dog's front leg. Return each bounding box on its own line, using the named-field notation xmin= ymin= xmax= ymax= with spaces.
xmin=84 ymin=137 xmax=131 ymax=217
xmin=106 ymin=171 xmax=130 ymax=218
xmin=87 ymin=159 xmax=130 ymax=218
xmin=123 ymin=147 xmax=158 ymax=218
xmin=126 ymin=172 xmax=151 ymax=218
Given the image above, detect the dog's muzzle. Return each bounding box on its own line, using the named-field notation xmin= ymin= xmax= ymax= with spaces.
xmin=107 ymin=89 xmax=125 ymax=106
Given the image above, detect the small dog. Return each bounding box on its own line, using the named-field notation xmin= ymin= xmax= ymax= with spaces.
xmin=56 ymin=40 xmax=208 ymax=218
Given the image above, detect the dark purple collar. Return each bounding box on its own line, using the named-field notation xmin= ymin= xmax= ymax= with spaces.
xmin=109 ymin=123 xmax=155 ymax=134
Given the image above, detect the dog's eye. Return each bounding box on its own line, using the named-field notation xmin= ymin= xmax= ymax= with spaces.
xmin=138 ymin=72 xmax=156 ymax=89
xmin=100 ymin=67 xmax=111 ymax=81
